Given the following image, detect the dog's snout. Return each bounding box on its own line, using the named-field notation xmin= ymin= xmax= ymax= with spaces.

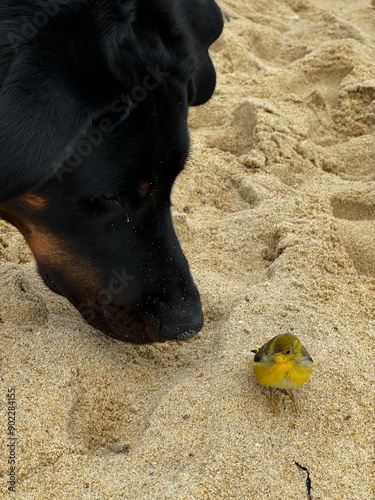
xmin=158 ymin=305 xmax=204 ymax=341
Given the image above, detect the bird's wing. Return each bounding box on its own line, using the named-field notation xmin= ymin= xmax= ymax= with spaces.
xmin=253 ymin=339 xmax=273 ymax=362
xmin=301 ymin=344 xmax=313 ymax=363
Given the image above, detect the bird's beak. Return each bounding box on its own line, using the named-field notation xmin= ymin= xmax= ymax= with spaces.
xmin=272 ymin=353 xmax=287 ymax=364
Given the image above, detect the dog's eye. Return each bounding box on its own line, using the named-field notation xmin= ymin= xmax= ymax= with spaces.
xmin=102 ymin=192 xmax=121 ymax=202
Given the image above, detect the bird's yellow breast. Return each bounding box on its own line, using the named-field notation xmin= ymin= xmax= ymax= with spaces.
xmin=252 ymin=356 xmax=312 ymax=389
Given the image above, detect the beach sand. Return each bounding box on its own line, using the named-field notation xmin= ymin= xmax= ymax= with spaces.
xmin=1 ymin=0 xmax=374 ymax=498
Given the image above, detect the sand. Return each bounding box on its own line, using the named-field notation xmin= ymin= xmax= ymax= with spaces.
xmin=1 ymin=0 xmax=375 ymax=498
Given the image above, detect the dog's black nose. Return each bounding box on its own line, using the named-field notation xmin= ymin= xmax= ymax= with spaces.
xmin=158 ymin=298 xmax=204 ymax=341
xmin=159 ymin=318 xmax=204 ymax=341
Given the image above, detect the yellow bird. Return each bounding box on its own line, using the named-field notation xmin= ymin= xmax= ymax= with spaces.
xmin=251 ymin=333 xmax=313 ymax=412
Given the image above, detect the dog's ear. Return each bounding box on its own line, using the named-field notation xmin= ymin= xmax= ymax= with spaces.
xmin=182 ymin=0 xmax=224 ymax=106
xmin=0 ymin=1 xmax=136 ymax=203
xmin=0 ymin=42 xmax=110 ymax=202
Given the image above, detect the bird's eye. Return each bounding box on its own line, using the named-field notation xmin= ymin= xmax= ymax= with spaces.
xmin=285 ymin=349 xmax=291 ymax=355
xmin=102 ymin=192 xmax=121 ymax=203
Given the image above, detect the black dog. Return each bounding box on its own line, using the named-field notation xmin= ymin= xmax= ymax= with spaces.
xmin=0 ymin=0 xmax=223 ymax=342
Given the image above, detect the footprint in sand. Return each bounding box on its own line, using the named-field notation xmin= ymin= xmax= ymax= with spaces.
xmin=0 ymin=264 xmax=48 ymax=327
xmin=331 ymin=193 xmax=375 ymax=278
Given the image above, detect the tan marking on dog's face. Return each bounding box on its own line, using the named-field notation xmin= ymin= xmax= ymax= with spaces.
xmin=26 ymin=225 xmax=101 ymax=295
xmin=138 ymin=181 xmax=151 ymax=199
xmin=0 ymin=203 xmax=31 ymax=236
xmin=21 ymin=194 xmax=49 ymax=210
xmin=0 ymin=195 xmax=48 ymax=233
xmin=0 ymin=201 xmax=101 ymax=298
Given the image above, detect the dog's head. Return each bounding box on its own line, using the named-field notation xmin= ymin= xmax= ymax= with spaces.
xmin=0 ymin=0 xmax=223 ymax=342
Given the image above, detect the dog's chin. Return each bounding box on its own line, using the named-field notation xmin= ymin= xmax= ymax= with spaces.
xmin=86 ymin=310 xmax=203 ymax=344
xmin=40 ymin=269 xmax=204 ymax=343
xmin=89 ymin=312 xmax=162 ymax=343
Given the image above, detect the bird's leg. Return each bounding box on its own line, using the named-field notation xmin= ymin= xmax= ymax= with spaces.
xmin=268 ymin=387 xmax=280 ymax=415
xmin=288 ymin=390 xmax=299 ymax=413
